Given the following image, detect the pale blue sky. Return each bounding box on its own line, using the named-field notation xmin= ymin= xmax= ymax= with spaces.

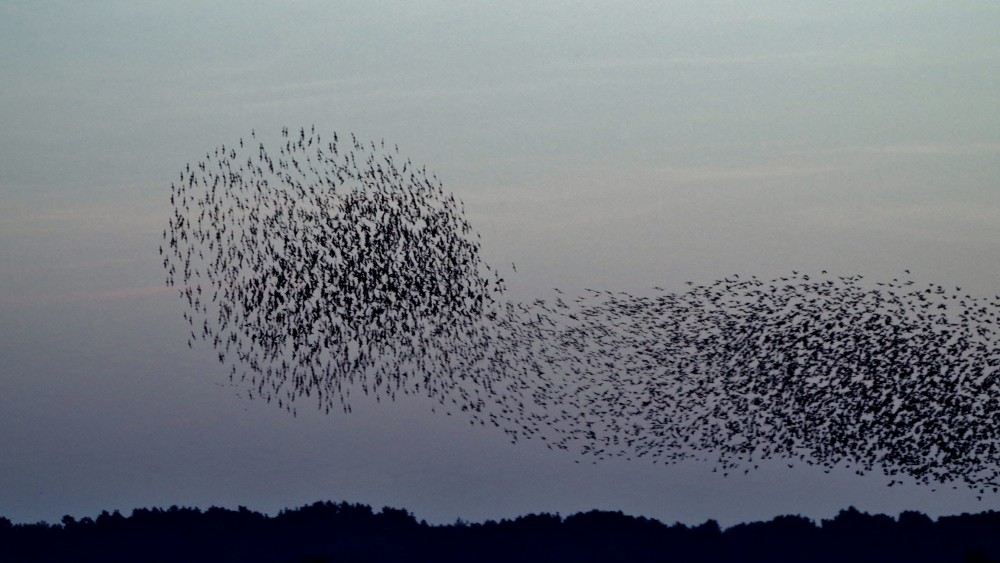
xmin=2 ymin=1 xmax=999 ymax=526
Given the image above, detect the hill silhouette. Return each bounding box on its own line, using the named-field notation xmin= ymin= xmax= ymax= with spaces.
xmin=3 ymin=501 xmax=1000 ymax=562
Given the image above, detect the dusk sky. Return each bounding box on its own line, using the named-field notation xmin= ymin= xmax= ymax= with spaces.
xmin=2 ymin=1 xmax=1000 ymax=527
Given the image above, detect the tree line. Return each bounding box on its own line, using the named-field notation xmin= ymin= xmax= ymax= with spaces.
xmin=2 ymin=501 xmax=999 ymax=562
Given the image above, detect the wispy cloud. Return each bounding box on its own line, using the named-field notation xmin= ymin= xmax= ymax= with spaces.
xmin=858 ymin=143 xmax=1000 ymax=156
xmin=0 ymin=286 xmax=175 ymax=308
xmin=795 ymin=143 xmax=1000 ymax=157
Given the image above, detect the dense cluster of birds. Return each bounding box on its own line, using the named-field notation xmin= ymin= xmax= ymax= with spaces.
xmin=164 ymin=127 xmax=1000 ymax=495
xmin=163 ymin=126 xmax=505 ymax=414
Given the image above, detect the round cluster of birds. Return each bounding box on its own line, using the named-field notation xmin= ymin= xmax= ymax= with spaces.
xmin=164 ymin=127 xmax=1000 ymax=494
xmin=162 ymin=126 xmax=504 ymax=413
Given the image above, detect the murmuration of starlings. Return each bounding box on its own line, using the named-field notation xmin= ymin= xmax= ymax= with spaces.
xmin=164 ymin=127 xmax=1000 ymax=497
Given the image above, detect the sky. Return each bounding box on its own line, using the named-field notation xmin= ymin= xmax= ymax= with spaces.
xmin=2 ymin=1 xmax=1000 ymax=527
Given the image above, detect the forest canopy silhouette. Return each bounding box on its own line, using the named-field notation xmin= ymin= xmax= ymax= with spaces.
xmin=3 ymin=501 xmax=1000 ymax=562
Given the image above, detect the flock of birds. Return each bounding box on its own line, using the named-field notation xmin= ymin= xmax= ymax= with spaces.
xmin=164 ymin=127 xmax=1000 ymax=496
